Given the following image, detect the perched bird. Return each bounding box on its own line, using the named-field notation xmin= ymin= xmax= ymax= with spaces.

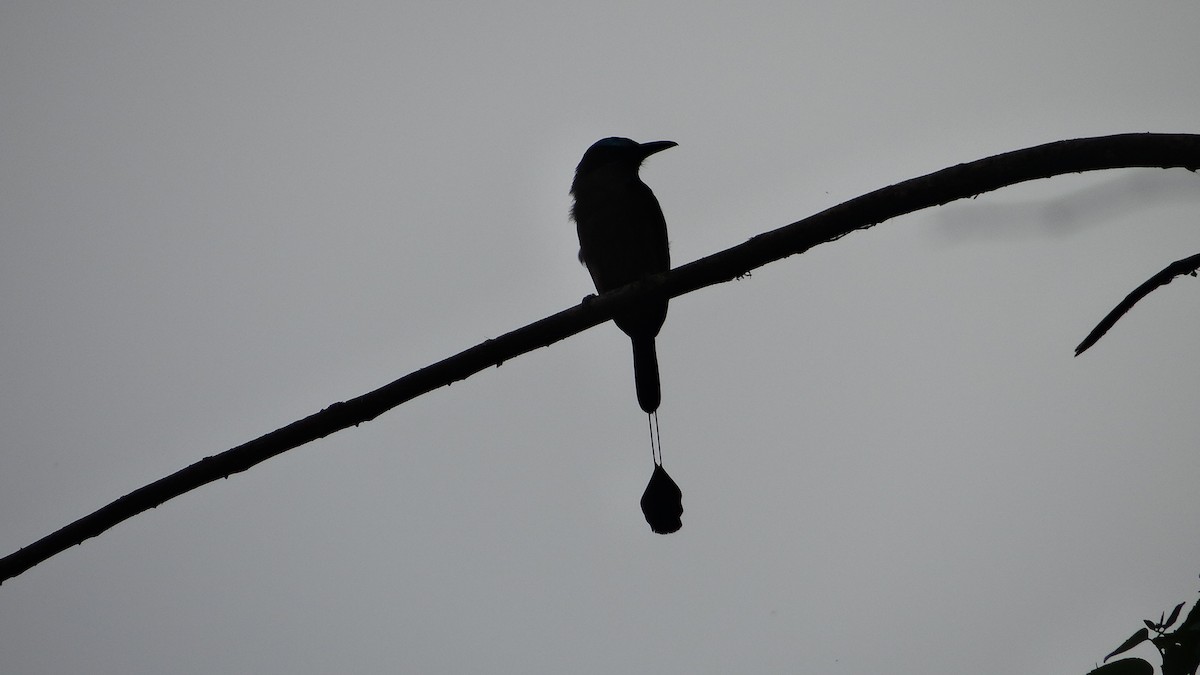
xmin=570 ymin=137 xmax=676 ymax=414
xmin=571 ymin=137 xmax=682 ymax=534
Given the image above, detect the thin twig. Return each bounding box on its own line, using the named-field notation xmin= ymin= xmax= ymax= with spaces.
xmin=1075 ymin=252 xmax=1200 ymax=356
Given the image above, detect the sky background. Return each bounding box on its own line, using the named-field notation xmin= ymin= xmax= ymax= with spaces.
xmin=3 ymin=2 xmax=1200 ymax=674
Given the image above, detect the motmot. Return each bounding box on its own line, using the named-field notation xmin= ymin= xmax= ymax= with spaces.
xmin=571 ymin=137 xmax=682 ymax=534
xmin=570 ymin=137 xmax=676 ymax=414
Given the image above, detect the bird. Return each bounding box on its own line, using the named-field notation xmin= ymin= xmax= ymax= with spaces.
xmin=570 ymin=137 xmax=676 ymax=415
xmin=571 ymin=137 xmax=683 ymax=534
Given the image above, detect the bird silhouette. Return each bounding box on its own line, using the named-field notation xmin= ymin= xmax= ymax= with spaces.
xmin=571 ymin=137 xmax=682 ymax=534
xmin=570 ymin=137 xmax=676 ymax=414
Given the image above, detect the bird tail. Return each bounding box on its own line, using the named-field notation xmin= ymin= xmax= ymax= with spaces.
xmin=631 ymin=337 xmax=661 ymax=413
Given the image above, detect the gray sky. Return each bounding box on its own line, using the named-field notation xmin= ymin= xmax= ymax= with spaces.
xmin=3 ymin=2 xmax=1200 ymax=673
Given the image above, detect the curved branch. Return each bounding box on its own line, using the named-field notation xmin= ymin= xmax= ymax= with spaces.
xmin=1075 ymin=252 xmax=1200 ymax=356
xmin=3 ymin=133 xmax=1199 ymax=584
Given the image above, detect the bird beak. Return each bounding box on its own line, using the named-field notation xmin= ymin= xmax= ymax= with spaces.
xmin=638 ymin=140 xmax=678 ymax=158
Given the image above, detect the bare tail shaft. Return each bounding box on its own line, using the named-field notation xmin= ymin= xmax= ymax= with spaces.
xmin=631 ymin=337 xmax=661 ymax=413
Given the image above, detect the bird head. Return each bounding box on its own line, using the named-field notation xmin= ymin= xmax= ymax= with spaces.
xmin=573 ymin=137 xmax=677 ymax=179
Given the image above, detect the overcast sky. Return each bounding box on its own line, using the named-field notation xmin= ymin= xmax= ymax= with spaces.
xmin=3 ymin=3 xmax=1200 ymax=674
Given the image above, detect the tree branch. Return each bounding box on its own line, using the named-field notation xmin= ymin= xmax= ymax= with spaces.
xmin=3 ymin=133 xmax=1198 ymax=585
xmin=1075 ymin=252 xmax=1200 ymax=356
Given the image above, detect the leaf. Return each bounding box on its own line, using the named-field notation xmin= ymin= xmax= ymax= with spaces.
xmin=1144 ymin=619 xmax=1157 ymax=631
xmin=1104 ymin=627 xmax=1149 ymax=662
xmin=1087 ymin=658 xmax=1154 ymax=675
xmin=1163 ymin=601 xmax=1186 ymax=630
